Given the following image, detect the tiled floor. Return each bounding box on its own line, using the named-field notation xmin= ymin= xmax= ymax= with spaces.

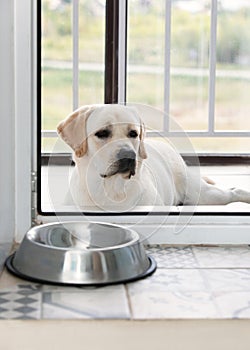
xmin=2 ymin=245 xmax=250 ymax=320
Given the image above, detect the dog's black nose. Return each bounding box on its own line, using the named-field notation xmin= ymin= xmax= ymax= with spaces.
xmin=117 ymin=148 xmax=136 ymax=174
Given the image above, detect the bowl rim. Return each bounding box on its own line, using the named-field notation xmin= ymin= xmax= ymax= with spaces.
xmin=26 ymin=221 xmax=140 ymax=252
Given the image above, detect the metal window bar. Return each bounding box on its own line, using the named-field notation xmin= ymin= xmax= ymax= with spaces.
xmin=105 ymin=0 xmax=119 ymax=104
xmin=41 ymin=0 xmax=250 ymax=140
xmin=72 ymin=0 xmax=79 ymax=110
xmin=118 ymin=0 xmax=127 ymax=104
xmin=163 ymin=0 xmax=172 ymax=134
xmin=208 ymin=0 xmax=217 ymax=135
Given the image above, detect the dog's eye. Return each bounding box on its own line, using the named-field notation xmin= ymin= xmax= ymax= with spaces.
xmin=128 ymin=130 xmax=138 ymax=138
xmin=95 ymin=129 xmax=111 ymax=139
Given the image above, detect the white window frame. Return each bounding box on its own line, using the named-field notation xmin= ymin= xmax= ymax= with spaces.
xmin=11 ymin=0 xmax=250 ymax=244
xmin=0 ymin=0 xmax=16 ymax=244
xmin=14 ymin=0 xmax=35 ymax=242
xmin=0 ymin=0 xmax=34 ymax=244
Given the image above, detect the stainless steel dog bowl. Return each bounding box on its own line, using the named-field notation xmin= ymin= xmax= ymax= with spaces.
xmin=6 ymin=222 xmax=156 ymax=286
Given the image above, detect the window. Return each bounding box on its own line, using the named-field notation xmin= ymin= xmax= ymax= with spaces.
xmin=39 ymin=0 xmax=250 ymax=216
xmin=127 ymin=0 xmax=250 ymax=152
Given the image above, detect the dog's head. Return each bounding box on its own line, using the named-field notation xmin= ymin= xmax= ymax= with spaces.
xmin=57 ymin=104 xmax=147 ymax=179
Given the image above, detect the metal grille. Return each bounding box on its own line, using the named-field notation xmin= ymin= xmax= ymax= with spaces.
xmin=41 ymin=0 xmax=250 ymax=140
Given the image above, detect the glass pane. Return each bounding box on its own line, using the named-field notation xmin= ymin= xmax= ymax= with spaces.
xmin=41 ymin=0 xmax=105 ymax=133
xmin=127 ymin=0 xmax=210 ymax=132
xmin=78 ymin=1 xmax=105 ymax=104
xmin=190 ymin=137 xmax=250 ymax=153
xmin=42 ymin=68 xmax=73 ymax=131
xmin=42 ymin=137 xmax=71 ymax=153
xmin=215 ymin=0 xmax=250 ymax=131
xmin=127 ymin=0 xmax=165 ymax=131
xmin=40 ymin=0 xmax=250 ymax=215
xmin=169 ymin=0 xmax=210 ymax=131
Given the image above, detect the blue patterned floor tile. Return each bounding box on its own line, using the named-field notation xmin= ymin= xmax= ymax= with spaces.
xmin=145 ymin=245 xmax=199 ymax=268
xmin=0 ymin=284 xmax=42 ymax=319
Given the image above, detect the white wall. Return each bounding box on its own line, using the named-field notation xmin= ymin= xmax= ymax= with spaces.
xmin=0 ymin=1 xmax=15 ymax=243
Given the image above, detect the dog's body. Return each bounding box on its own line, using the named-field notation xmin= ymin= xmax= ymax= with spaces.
xmin=57 ymin=104 xmax=250 ymax=210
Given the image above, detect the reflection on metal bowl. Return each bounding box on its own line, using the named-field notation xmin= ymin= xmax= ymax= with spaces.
xmin=6 ymin=221 xmax=156 ymax=286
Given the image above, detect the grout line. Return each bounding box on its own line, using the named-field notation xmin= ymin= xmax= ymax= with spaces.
xmin=124 ymin=284 xmax=134 ymax=320
xmin=191 ymin=246 xmax=201 ymax=268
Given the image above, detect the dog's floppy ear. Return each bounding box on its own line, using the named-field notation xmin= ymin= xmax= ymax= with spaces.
xmin=139 ymin=120 xmax=147 ymax=159
xmin=57 ymin=105 xmax=96 ymax=158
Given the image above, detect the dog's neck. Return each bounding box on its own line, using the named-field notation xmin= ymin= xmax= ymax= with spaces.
xmin=75 ymin=155 xmax=144 ymax=210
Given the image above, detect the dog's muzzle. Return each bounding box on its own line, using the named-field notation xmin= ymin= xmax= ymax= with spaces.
xmin=100 ymin=148 xmax=137 ymax=179
xmin=116 ymin=148 xmax=136 ymax=176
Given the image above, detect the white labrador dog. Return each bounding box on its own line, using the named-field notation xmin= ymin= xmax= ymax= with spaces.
xmin=57 ymin=104 xmax=250 ymax=210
